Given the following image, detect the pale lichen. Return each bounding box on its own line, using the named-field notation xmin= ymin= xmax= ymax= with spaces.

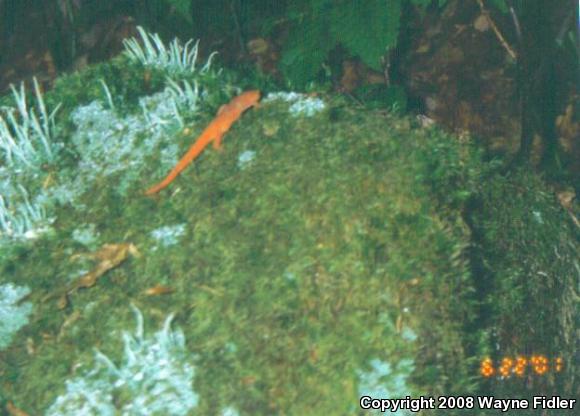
xmin=123 ymin=26 xmax=216 ymax=75
xmin=0 ymin=181 xmax=52 ymax=240
xmin=0 ymin=283 xmax=33 ymax=351
xmin=0 ymin=78 xmax=61 ymax=169
xmin=150 ymin=223 xmax=187 ymax=250
xmin=357 ymin=358 xmax=415 ymax=415
xmin=0 ymin=78 xmax=60 ymax=242
xmin=237 ymin=150 xmax=256 ymax=169
xmin=47 ymin=305 xmax=198 ymax=415
xmin=264 ymin=91 xmax=326 ymax=117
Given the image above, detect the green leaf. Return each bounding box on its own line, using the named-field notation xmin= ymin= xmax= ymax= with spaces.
xmin=280 ymin=10 xmax=334 ymax=87
xmin=165 ymin=0 xmax=193 ymax=23
xmin=330 ymin=0 xmax=401 ymax=71
xmin=488 ymin=0 xmax=509 ymax=13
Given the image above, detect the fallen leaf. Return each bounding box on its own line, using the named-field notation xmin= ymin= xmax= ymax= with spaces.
xmin=557 ymin=190 xmax=580 ymax=229
xmin=340 ymin=60 xmax=360 ymax=92
xmin=473 ymin=14 xmax=490 ymax=32
xmin=247 ymin=37 xmax=280 ymax=77
xmin=556 ymin=103 xmax=579 ymax=149
xmin=557 ymin=190 xmax=575 ymax=211
xmin=6 ymin=402 xmax=29 ymax=416
xmin=58 ymin=310 xmax=82 ymax=340
xmin=247 ymin=38 xmax=269 ymax=55
xmin=143 ymin=284 xmax=174 ymax=296
xmin=309 ymin=345 xmax=319 ymax=364
xmin=241 ymin=375 xmax=257 ymax=386
xmin=47 ymin=243 xmax=139 ymax=309
xmin=25 ymin=337 xmax=35 ymax=356
xmin=262 ymin=120 xmax=280 ymax=137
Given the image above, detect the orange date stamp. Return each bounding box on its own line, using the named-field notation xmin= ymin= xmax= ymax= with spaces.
xmin=480 ymin=355 xmax=564 ymax=378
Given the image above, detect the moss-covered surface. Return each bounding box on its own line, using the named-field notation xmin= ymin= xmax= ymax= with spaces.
xmin=0 ymin=51 xmax=577 ymax=415
xmin=470 ymin=169 xmax=578 ymax=408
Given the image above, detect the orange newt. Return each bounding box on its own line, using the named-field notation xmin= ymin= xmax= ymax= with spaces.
xmin=145 ymin=90 xmax=261 ymax=195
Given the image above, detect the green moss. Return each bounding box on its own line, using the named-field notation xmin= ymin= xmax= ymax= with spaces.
xmin=470 ymin=169 xmax=578 ymax=403
xmin=0 ymin=53 xmax=576 ymax=414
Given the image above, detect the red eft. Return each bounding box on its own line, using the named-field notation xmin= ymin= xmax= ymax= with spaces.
xmin=145 ymin=90 xmax=261 ymax=195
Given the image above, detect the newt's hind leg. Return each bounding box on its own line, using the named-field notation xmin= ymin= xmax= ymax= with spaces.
xmin=212 ymin=133 xmax=224 ymax=150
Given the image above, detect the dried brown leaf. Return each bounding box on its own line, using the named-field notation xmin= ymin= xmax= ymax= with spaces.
xmin=49 ymin=243 xmax=139 ymax=309
xmin=142 ymin=284 xmax=174 ymax=296
xmin=6 ymin=402 xmax=29 ymax=416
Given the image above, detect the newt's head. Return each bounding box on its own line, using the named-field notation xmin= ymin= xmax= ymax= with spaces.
xmin=240 ymin=90 xmax=261 ymax=105
xmin=229 ymin=90 xmax=260 ymax=112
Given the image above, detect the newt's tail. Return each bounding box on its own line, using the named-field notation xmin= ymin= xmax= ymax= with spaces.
xmin=144 ymin=134 xmax=217 ymax=195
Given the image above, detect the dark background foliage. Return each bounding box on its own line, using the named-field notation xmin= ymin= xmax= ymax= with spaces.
xmin=0 ymin=0 xmax=577 ymax=177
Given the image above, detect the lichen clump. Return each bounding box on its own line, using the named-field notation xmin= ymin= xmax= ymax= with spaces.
xmin=47 ymin=306 xmax=198 ymax=415
xmin=0 ymin=283 xmax=33 ymax=351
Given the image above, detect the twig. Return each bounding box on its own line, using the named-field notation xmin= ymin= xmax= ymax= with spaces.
xmin=477 ymin=0 xmax=517 ymax=60
xmin=505 ymin=0 xmax=521 ymax=40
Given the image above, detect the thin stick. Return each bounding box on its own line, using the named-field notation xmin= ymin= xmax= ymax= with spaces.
xmin=506 ymin=0 xmax=522 ymax=40
xmin=477 ymin=0 xmax=517 ymax=60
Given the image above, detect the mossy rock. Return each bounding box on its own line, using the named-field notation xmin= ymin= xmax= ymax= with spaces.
xmin=0 ymin=53 xmax=576 ymax=415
